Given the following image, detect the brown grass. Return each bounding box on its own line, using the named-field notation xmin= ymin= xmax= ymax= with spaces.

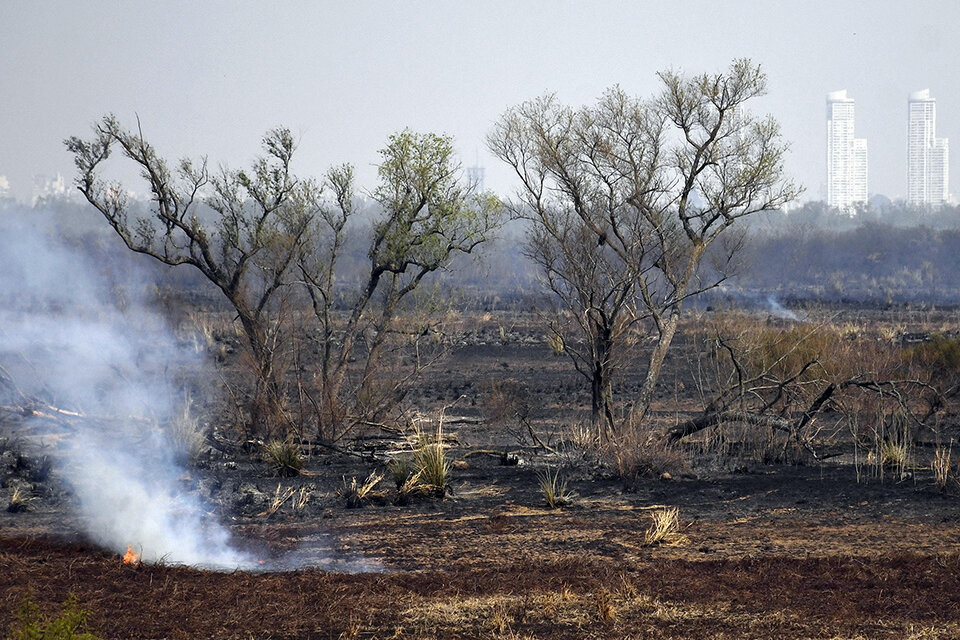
xmin=2 ymin=537 xmax=960 ymax=639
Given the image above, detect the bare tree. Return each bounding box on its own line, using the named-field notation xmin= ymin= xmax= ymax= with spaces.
xmin=489 ymin=60 xmax=799 ymax=437
xmin=298 ymin=131 xmax=502 ymax=441
xmin=66 ymin=117 xmax=318 ymax=433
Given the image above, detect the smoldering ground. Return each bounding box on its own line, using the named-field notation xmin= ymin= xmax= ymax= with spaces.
xmin=0 ymin=213 xmax=257 ymax=569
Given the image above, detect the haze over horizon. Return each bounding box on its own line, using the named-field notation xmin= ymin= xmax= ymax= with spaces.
xmin=2 ymin=1 xmax=958 ymax=204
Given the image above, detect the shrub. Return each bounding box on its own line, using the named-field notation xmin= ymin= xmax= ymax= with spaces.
xmin=262 ymin=437 xmax=302 ymax=477
xmin=603 ymin=433 xmax=686 ymax=484
xmin=8 ymin=594 xmax=102 ymax=640
xmin=908 ymin=334 xmax=960 ymax=374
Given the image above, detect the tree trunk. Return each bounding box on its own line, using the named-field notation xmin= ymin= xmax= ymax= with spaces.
xmin=590 ymin=327 xmax=617 ymax=439
xmin=631 ymin=310 xmax=681 ymax=427
xmin=236 ymin=305 xmax=284 ymax=436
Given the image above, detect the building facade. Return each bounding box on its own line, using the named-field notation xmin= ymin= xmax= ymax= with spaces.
xmin=826 ymin=90 xmax=868 ymax=212
xmin=907 ymin=89 xmax=949 ymax=207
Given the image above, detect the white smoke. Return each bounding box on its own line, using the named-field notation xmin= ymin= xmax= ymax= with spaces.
xmin=765 ymin=294 xmax=801 ymax=321
xmin=0 ymin=214 xmax=256 ymax=570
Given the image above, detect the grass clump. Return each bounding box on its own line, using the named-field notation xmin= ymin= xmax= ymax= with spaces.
xmin=168 ymin=395 xmax=206 ymax=463
xmin=536 ymin=467 xmax=573 ymax=509
xmin=410 ymin=419 xmax=451 ymax=497
xmin=880 ymin=439 xmax=907 ymax=468
xmin=7 ymin=485 xmax=37 ymax=513
xmin=8 ymin=594 xmax=102 ymax=640
xmin=386 ymin=455 xmax=413 ymax=490
xmin=339 ymin=471 xmax=383 ymax=508
xmin=642 ymin=507 xmax=689 ymax=547
xmin=263 ymin=436 xmax=302 ymax=477
xmin=932 ymin=442 xmax=953 ymax=490
xmin=414 ymin=440 xmax=449 ymax=496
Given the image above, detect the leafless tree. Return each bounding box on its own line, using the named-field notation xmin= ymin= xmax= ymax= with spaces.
xmin=489 ymin=60 xmax=800 ymax=437
xmin=66 ymin=117 xmax=318 ymax=433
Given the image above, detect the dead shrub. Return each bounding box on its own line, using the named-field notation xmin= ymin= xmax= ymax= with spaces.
xmin=604 ymin=431 xmax=687 ymax=484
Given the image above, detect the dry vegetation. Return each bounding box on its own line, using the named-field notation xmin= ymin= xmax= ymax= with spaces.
xmin=3 ymin=537 xmax=960 ymax=639
xmin=2 ymin=59 xmax=959 ymax=639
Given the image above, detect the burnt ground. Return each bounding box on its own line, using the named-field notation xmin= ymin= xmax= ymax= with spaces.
xmin=2 ymin=307 xmax=960 ymax=638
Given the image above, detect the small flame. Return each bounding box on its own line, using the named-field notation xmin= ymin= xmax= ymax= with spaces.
xmin=123 ymin=545 xmax=139 ymax=565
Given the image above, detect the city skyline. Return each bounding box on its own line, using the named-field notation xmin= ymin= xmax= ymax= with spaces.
xmin=824 ymin=87 xmax=953 ymax=211
xmin=2 ymin=2 xmax=958 ymax=206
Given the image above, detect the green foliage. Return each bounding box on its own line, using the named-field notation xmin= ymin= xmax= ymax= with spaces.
xmin=372 ymin=129 xmax=502 ymax=272
xmin=414 ymin=441 xmax=450 ymax=496
xmin=262 ymin=437 xmax=302 ymax=477
xmin=386 ymin=455 xmax=413 ymax=490
xmin=536 ymin=467 xmax=572 ymax=509
xmin=8 ymin=594 xmax=101 ymax=640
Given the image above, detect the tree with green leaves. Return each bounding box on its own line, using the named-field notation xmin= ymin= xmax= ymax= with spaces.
xmin=67 ymin=121 xmax=501 ymax=439
xmin=488 ymin=60 xmax=799 ymax=438
xmin=300 ymin=131 xmax=501 ymax=440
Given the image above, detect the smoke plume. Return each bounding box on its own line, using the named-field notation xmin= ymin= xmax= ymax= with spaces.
xmin=0 ymin=214 xmax=255 ymax=570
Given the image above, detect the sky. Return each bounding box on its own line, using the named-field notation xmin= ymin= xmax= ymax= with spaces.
xmin=2 ymin=1 xmax=958 ymax=204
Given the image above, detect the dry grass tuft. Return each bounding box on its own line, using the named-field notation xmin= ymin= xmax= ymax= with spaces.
xmin=932 ymin=442 xmax=953 ymax=490
xmin=595 ymin=588 xmax=617 ymax=621
xmin=545 ymin=331 xmax=564 ymax=356
xmin=292 ymin=486 xmax=311 ymax=514
xmin=167 ymin=395 xmax=206 ymax=463
xmin=7 ymin=485 xmax=36 ymax=513
xmin=642 ymin=507 xmax=689 ymax=547
xmin=339 ymin=471 xmax=383 ymax=508
xmin=536 ymin=467 xmax=573 ymax=509
xmin=257 ymin=483 xmax=295 ymax=517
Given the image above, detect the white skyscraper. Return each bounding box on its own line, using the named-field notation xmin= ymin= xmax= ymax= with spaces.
xmin=826 ymin=90 xmax=868 ymax=213
xmin=907 ymin=89 xmax=949 ymax=207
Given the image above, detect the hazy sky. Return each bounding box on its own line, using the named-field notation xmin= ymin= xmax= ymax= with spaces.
xmin=2 ymin=1 xmax=958 ymax=203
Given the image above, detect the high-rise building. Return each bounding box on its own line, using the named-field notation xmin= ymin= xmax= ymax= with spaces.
xmin=907 ymin=89 xmax=949 ymax=207
xmin=826 ymin=90 xmax=868 ymax=213
xmin=466 ymin=166 xmax=485 ymax=194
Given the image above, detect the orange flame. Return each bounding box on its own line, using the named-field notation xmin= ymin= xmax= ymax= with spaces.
xmin=122 ymin=545 xmax=139 ymax=565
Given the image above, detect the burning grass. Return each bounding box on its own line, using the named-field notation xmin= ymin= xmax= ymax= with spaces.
xmin=2 ymin=537 xmax=960 ymax=639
